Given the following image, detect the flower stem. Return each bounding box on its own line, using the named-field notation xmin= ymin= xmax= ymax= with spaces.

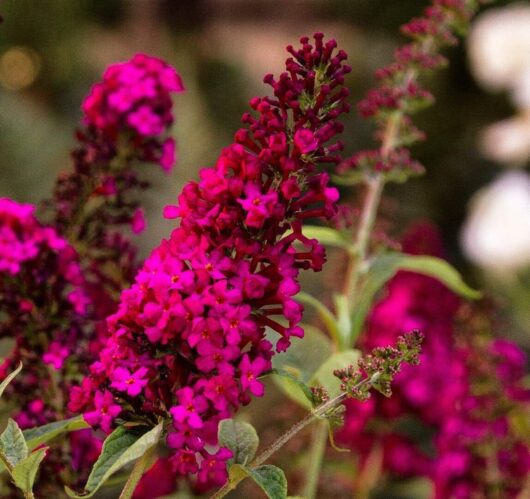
xmin=302 ymin=419 xmax=328 ymax=499
xmin=210 ymin=393 xmax=345 ymax=499
xmin=341 ymin=173 xmax=384 ymax=307
xmin=210 ymin=387 xmax=369 ymax=499
xmin=341 ymin=109 xmax=407 ymax=346
xmin=253 ymin=392 xmax=346 ymax=468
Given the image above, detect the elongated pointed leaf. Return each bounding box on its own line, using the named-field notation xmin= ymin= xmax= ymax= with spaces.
xmin=382 ymin=254 xmax=481 ymax=299
xmin=218 ymin=420 xmax=259 ymax=466
xmin=228 ymin=463 xmax=250 ymax=484
xmin=327 ymin=423 xmax=350 ymax=453
xmin=0 ymin=419 xmax=28 ymax=467
xmin=12 ymin=447 xmax=47 ymax=493
xmin=270 ymin=369 xmax=314 ymax=408
xmin=271 ymin=325 xmax=332 ymax=408
xmin=301 ymin=226 xmax=353 ymax=252
xmin=23 ymin=415 xmax=90 ymax=451
xmin=311 ymin=349 xmax=361 ymax=398
xmin=272 ymin=373 xmax=312 ymax=409
xmin=295 ymin=292 xmax=341 ymax=347
xmin=117 ymin=446 xmax=155 ymax=499
xmin=247 ymin=465 xmax=287 ymax=499
xmin=65 ymin=422 xmax=163 ymax=498
xmin=350 ymin=252 xmax=481 ymax=340
xmin=0 ymin=363 xmax=22 ymax=399
xmin=334 ymin=294 xmax=352 ymax=348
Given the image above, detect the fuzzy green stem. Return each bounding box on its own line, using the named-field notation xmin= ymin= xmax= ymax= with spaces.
xmin=302 ymin=420 xmax=328 ymax=499
xmin=341 ymin=105 xmax=412 ymax=348
xmin=210 ymin=383 xmax=382 ymax=499
xmin=342 ymin=173 xmax=385 ymax=308
xmin=210 ymin=393 xmax=347 ymax=499
xmin=340 ymin=109 xmax=403 ymax=321
xmin=253 ymin=392 xmax=346 ymax=468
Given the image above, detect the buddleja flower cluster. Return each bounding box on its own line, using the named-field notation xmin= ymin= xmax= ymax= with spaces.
xmin=47 ymin=54 xmax=184 ymax=307
xmin=0 ymin=54 xmax=182 ymax=496
xmin=337 ymin=223 xmax=529 ymax=498
xmin=70 ymin=33 xmax=350 ymax=490
xmin=0 ymin=198 xmax=89 ymax=428
xmin=434 ymin=308 xmax=529 ymax=498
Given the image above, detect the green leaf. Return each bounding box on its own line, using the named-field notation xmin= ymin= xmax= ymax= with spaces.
xmin=510 ymin=405 xmax=530 ymax=441
xmin=388 ymin=477 xmax=434 ymax=498
xmin=350 ymin=252 xmax=482 ymax=341
xmin=0 ymin=362 xmax=22 ymax=399
xmin=385 ymin=254 xmax=481 ymax=299
xmin=0 ymin=419 xmax=28 ymax=468
xmin=300 ymin=226 xmax=354 ymax=252
xmin=311 ymin=349 xmax=361 ymax=398
xmin=272 ymin=373 xmax=312 ymax=410
xmin=65 ymin=422 xmax=163 ymax=498
xmin=331 ymin=171 xmax=366 ymax=186
xmin=247 ymin=464 xmax=287 ymax=499
xmin=270 ymin=369 xmax=314 ymax=408
xmin=12 ymin=447 xmax=47 ymax=493
xmin=334 ymin=294 xmax=352 ymax=349
xmin=118 ymin=446 xmax=155 ymax=499
xmin=228 ymin=463 xmax=250 ymax=484
xmin=271 ymin=325 xmax=332 ymax=408
xmin=23 ymin=415 xmax=90 ymax=451
xmin=295 ymin=292 xmax=341 ymax=347
xmin=218 ymin=419 xmax=259 ymax=466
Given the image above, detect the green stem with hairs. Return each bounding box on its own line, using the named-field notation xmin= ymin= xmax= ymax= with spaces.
xmin=210 ymin=391 xmax=348 ymax=499
xmin=210 ymin=374 xmax=380 ymax=499
xmin=302 ymin=420 xmax=328 ymax=499
xmin=341 ymin=172 xmax=385 ymax=309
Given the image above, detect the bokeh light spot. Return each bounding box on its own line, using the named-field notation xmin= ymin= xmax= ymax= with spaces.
xmin=0 ymin=46 xmax=41 ymax=91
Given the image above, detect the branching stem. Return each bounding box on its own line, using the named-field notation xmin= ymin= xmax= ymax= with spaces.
xmin=210 ymin=377 xmax=377 ymax=499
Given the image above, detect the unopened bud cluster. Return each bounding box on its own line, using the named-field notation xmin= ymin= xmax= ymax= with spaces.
xmin=334 ymin=331 xmax=424 ymax=401
xmin=310 ymin=385 xmax=330 ymax=406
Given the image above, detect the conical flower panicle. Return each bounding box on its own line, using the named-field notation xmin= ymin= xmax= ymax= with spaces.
xmin=72 ymin=33 xmax=350 ymax=490
xmin=0 ymin=55 xmax=183 ymax=495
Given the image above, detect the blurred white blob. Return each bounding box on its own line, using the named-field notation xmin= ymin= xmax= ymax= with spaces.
xmin=469 ymin=4 xmax=530 ymax=102
xmin=469 ymin=4 xmax=530 ymax=164
xmin=481 ymin=114 xmax=530 ymax=164
xmin=461 ymin=171 xmax=530 ymax=273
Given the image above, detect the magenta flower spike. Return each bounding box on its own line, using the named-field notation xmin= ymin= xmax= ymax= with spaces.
xmin=72 ymin=33 xmax=351 ymax=490
xmin=0 ymin=54 xmax=183 ymax=496
xmin=337 ymin=223 xmax=530 ymax=498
